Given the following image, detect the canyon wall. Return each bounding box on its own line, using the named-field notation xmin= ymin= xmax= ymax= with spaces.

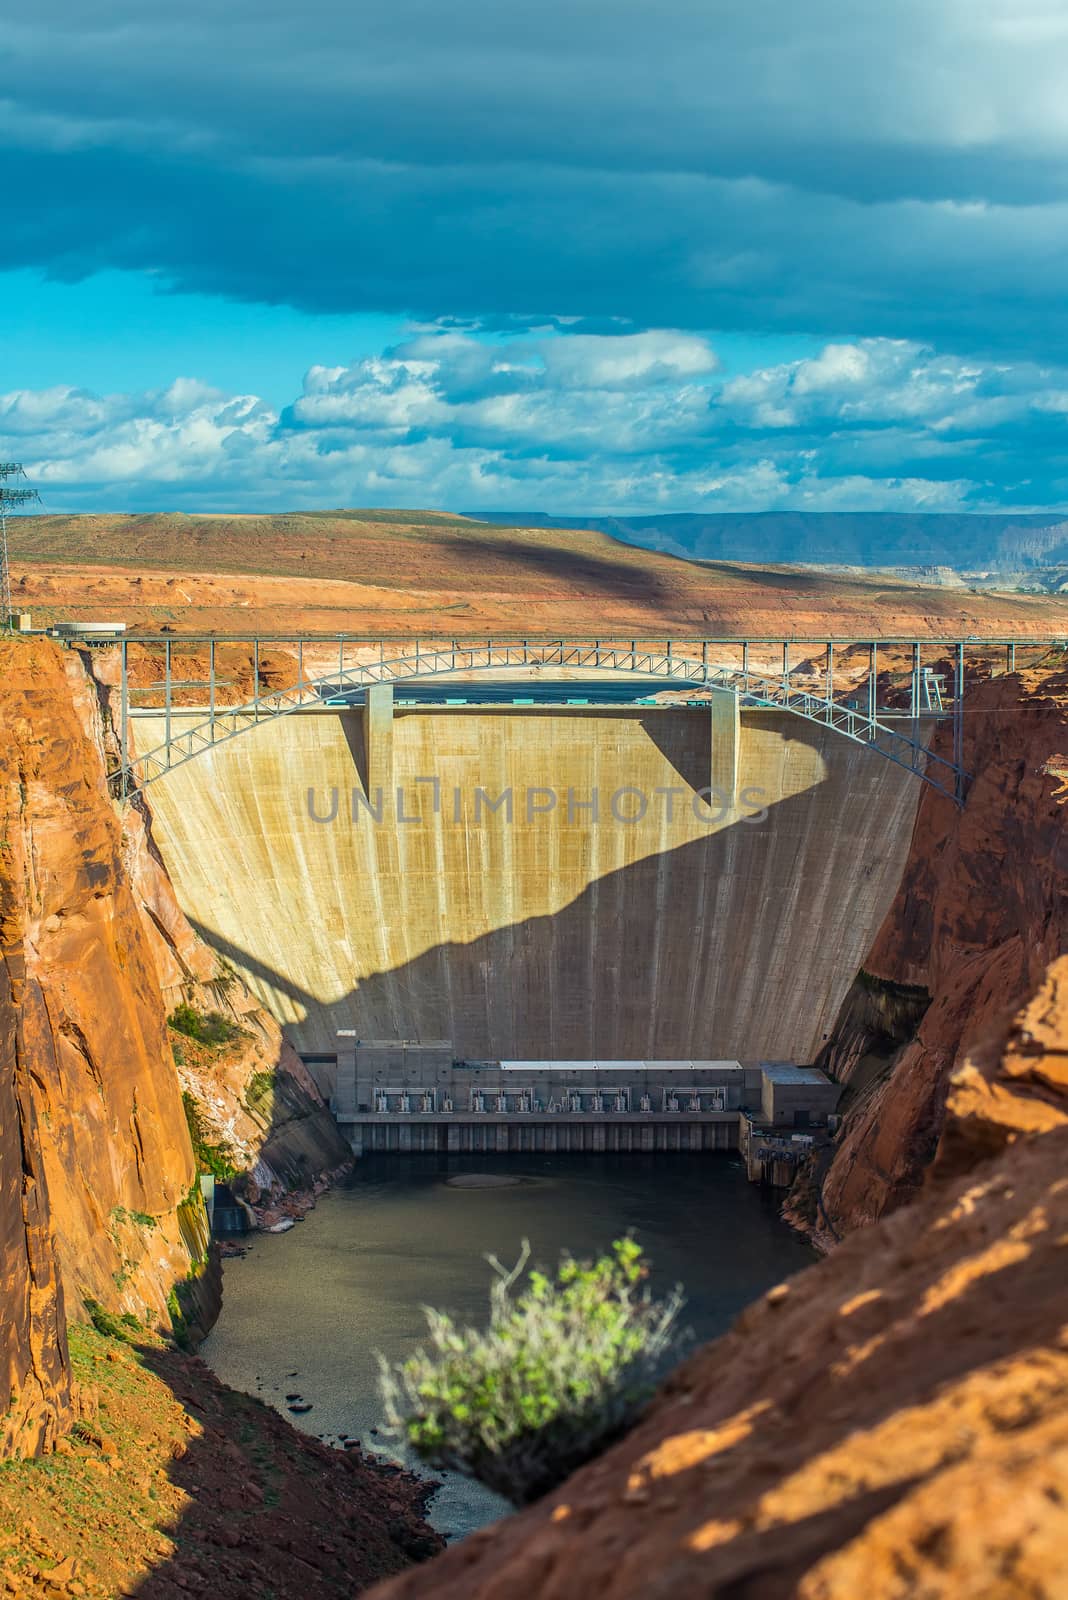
xmin=0 ymin=926 xmax=70 ymax=1456
xmin=792 ymin=665 xmax=1068 ymax=1245
xmin=134 ymin=704 xmax=920 ymax=1070
xmin=4 ymin=632 xmax=1066 ymax=1586
xmin=0 ymin=640 xmax=348 ymax=1457
xmin=117 ymin=791 xmax=351 ymax=1219
xmin=1 ymin=639 xmax=209 ymax=1452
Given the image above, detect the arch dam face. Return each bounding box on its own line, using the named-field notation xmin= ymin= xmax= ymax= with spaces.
xmin=135 ymin=699 xmax=921 ymax=1092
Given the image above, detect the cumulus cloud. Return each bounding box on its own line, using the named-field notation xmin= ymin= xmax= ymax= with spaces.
xmin=4 ymin=382 xmax=274 ymax=488
xmin=4 ymin=3 xmax=1068 ymax=356
xmin=5 ymin=328 xmax=1068 ymax=514
xmin=537 ymin=333 xmax=719 ymax=389
xmin=718 ymin=338 xmax=1068 ymax=444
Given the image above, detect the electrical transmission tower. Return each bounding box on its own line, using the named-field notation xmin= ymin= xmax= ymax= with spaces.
xmin=0 ymin=463 xmax=40 ymax=629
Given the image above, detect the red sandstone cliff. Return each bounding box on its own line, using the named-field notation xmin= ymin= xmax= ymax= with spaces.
xmin=0 ymin=639 xmax=348 ymax=1457
xmin=81 ymin=638 xmax=350 ymax=1213
xmin=790 ymin=664 xmax=1068 ymax=1245
xmin=0 ymin=639 xmax=213 ymax=1452
xmin=113 ymin=788 xmax=351 ymax=1222
xmin=0 ymin=928 xmax=70 ymax=1457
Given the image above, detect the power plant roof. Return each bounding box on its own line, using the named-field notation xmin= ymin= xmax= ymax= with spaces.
xmin=498 ymin=1059 xmax=746 ymax=1072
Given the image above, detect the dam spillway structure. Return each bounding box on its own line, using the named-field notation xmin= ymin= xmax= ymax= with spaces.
xmin=97 ymin=630 xmax=991 ymax=1151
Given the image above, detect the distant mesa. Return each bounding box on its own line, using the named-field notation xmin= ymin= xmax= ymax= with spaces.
xmin=469 ymin=508 xmax=1068 ymax=573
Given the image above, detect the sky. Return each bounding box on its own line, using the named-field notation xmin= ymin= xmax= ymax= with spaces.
xmin=3 ymin=0 xmax=1068 ymax=516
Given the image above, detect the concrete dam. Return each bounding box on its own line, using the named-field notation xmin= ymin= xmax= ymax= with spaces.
xmin=137 ymin=697 xmax=921 ymax=1117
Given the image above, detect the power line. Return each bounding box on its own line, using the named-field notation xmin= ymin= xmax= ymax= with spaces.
xmin=0 ymin=463 xmax=40 ymax=630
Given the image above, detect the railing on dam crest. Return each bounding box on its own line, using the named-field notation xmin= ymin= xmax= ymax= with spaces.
xmin=98 ymin=632 xmax=1043 ymax=805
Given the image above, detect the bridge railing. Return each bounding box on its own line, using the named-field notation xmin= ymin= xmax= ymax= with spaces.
xmin=97 ymin=633 xmax=1002 ymax=804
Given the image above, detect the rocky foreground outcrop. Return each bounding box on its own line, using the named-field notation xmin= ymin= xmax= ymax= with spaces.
xmin=371 ymin=956 xmax=1068 ymax=1600
xmin=0 ymin=639 xmax=348 ymax=1456
xmin=0 ymin=1321 xmax=441 ymax=1600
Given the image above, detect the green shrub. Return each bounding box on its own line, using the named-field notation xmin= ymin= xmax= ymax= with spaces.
xmin=243 ymin=1070 xmax=275 ymax=1112
xmin=168 ymin=1003 xmax=241 ymax=1048
xmin=110 ymin=1205 xmax=157 ymax=1231
xmin=83 ymin=1298 xmax=139 ymax=1343
xmin=181 ymin=1090 xmax=237 ymax=1182
xmin=378 ymin=1237 xmax=686 ymax=1506
xmin=166 ymin=1287 xmax=190 ymax=1350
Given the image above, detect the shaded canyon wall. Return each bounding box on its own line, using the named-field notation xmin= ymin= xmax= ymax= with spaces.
xmin=792 ymin=665 xmax=1068 ymax=1245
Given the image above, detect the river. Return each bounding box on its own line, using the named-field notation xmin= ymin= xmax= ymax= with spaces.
xmin=201 ymin=1152 xmax=815 ymax=1537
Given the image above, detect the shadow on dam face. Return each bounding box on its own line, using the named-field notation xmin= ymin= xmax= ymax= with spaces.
xmin=138 ymin=706 xmax=921 ymax=1078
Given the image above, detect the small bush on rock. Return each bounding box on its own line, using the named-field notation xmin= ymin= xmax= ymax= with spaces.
xmin=181 ymin=1091 xmax=237 ymax=1182
xmin=378 ymin=1237 xmax=686 ymax=1505
xmin=84 ymin=1298 xmax=140 ymax=1342
xmin=243 ymin=1070 xmax=275 ymax=1112
xmin=168 ymin=1002 xmax=240 ymax=1048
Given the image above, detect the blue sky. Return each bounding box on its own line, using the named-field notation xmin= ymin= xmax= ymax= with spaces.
xmin=3 ymin=0 xmax=1068 ymax=515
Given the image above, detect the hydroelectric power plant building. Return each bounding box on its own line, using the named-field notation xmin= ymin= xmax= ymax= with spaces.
xmin=331 ymin=1040 xmax=842 ymax=1182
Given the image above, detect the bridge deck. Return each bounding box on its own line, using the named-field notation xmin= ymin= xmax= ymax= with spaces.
xmin=97 ymin=631 xmax=1065 ymax=804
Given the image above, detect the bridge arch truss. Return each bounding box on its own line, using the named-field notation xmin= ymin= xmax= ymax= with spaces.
xmin=109 ymin=635 xmax=973 ymax=803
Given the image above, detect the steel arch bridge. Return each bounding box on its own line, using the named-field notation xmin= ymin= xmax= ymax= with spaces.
xmin=107 ymin=634 xmax=972 ymax=804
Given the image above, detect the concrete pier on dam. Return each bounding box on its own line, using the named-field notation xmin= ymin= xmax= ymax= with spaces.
xmin=132 ymin=695 xmax=922 ymax=1100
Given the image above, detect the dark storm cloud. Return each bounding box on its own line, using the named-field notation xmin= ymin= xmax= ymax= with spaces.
xmin=5 ymin=0 xmax=1068 ymax=357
